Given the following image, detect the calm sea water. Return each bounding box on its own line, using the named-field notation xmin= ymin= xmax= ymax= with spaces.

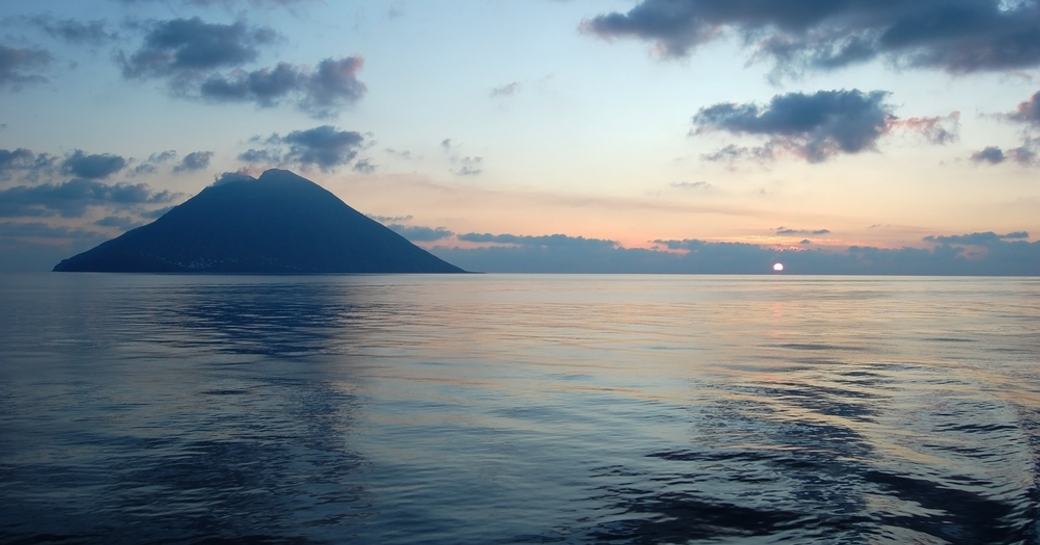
xmin=1 ymin=274 xmax=1039 ymax=544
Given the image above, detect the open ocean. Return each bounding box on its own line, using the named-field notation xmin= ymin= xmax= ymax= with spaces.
xmin=1 ymin=274 xmax=1038 ymax=544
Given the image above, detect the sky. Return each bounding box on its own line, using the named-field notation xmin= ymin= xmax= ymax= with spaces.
xmin=1 ymin=0 xmax=1039 ymax=273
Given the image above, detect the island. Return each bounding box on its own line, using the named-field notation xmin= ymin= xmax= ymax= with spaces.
xmin=53 ymin=169 xmax=465 ymax=273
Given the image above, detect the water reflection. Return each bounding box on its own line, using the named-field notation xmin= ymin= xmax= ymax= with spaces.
xmin=0 ymin=274 xmax=1038 ymax=544
xmin=1 ymin=278 xmax=369 ymax=544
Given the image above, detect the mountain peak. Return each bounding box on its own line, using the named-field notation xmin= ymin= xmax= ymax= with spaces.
xmin=258 ymin=168 xmax=309 ymax=183
xmin=53 ymin=171 xmax=464 ymax=274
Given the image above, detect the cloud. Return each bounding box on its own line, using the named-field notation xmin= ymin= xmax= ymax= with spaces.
xmin=452 ymin=156 xmax=483 ymax=176
xmin=61 ymin=150 xmax=127 ymax=179
xmin=923 ymin=231 xmax=1029 ymax=245
xmin=774 ymin=226 xmax=831 ymax=236
xmin=888 ymin=112 xmax=960 ymax=145
xmin=384 ymin=148 xmax=416 ymax=161
xmin=0 ymin=220 xmax=100 ymax=240
xmin=441 ymin=138 xmax=484 ymax=176
xmin=199 ymin=56 xmax=366 ymax=118
xmin=173 ymin=150 xmax=213 ymax=173
xmin=582 ymin=0 xmax=1040 ymax=76
xmin=0 ymin=148 xmax=57 ymax=181
xmin=29 ymin=16 xmax=116 ymax=45
xmin=701 ymin=144 xmax=774 ymax=163
xmin=693 ymin=90 xmax=894 ymax=163
xmin=95 ymin=215 xmax=143 ymax=229
xmin=353 ymin=158 xmax=376 ymax=174
xmin=490 ymin=81 xmax=520 ymax=98
xmin=430 ymin=230 xmax=1039 ymax=275
xmin=369 ymin=214 xmax=413 ymax=223
xmin=118 ymin=17 xmax=365 ymax=118
xmin=1009 ymin=90 xmax=1040 ymax=126
xmin=131 ymin=149 xmax=177 ymax=175
xmin=142 ymin=205 xmax=175 ymax=219
xmin=212 ymin=170 xmax=256 ymax=186
xmin=692 ymin=90 xmax=951 ymax=163
xmin=120 ymin=17 xmax=277 ymax=80
xmin=971 ymin=138 xmax=1040 ymax=166
xmin=388 ymin=224 xmax=454 ymax=242
xmin=238 ymin=148 xmax=279 ymax=163
xmin=120 ymin=0 xmax=314 ymax=6
xmin=981 ymin=93 xmax=1040 ymax=164
xmin=971 ymin=146 xmax=1006 ymax=164
xmin=0 ymin=44 xmax=52 ymax=89
xmin=457 ymin=232 xmax=618 ymax=250
xmin=244 ymin=125 xmax=366 ymax=171
xmin=0 ymin=178 xmax=177 ymax=218
xmin=279 ymin=126 xmax=364 ymax=171
xmin=670 ymin=181 xmax=712 ymax=190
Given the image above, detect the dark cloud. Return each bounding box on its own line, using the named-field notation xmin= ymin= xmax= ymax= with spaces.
xmin=490 ymin=81 xmax=520 ymax=98
xmin=0 ymin=148 xmax=57 ymax=181
xmin=0 ymin=44 xmax=52 ymax=89
xmin=799 ymin=239 xmax=812 ymax=245
xmin=280 ymin=126 xmax=364 ymax=171
xmin=245 ymin=126 xmax=365 ymax=171
xmin=0 ymin=178 xmax=177 ymax=218
xmin=0 ymin=148 xmax=35 ymax=180
xmin=775 ymin=226 xmax=831 ymax=236
xmin=694 ymin=90 xmax=893 ymax=163
xmin=173 ymin=150 xmax=213 ymax=172
xmin=61 ymin=150 xmax=127 ymax=179
xmin=238 ymin=148 xmax=280 ymax=164
xmin=971 ymin=138 xmax=1039 ymax=166
xmin=971 ymin=146 xmax=1006 ymax=164
xmin=302 ymin=57 xmax=367 ymax=116
xmin=923 ymin=231 xmax=1029 ymax=245
xmin=583 ymin=0 xmax=1040 ymax=76
xmin=429 ymin=230 xmax=1039 ymax=275
xmin=131 ymin=149 xmax=177 ymax=175
xmin=693 ymin=90 xmax=954 ymax=163
xmin=199 ymin=56 xmax=366 ymax=117
xmin=118 ymin=17 xmax=365 ymax=117
xmin=388 ymin=224 xmax=454 ymax=242
xmin=29 ymin=16 xmax=116 ymax=45
xmin=119 ymin=17 xmax=277 ymax=80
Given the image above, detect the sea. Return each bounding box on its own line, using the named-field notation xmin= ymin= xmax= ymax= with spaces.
xmin=1 ymin=274 xmax=1038 ymax=544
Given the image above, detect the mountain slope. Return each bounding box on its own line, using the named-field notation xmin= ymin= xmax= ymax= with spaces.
xmin=53 ymin=169 xmax=464 ymax=273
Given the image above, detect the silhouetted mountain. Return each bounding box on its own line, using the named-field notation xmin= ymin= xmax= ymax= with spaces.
xmin=53 ymin=169 xmax=464 ymax=273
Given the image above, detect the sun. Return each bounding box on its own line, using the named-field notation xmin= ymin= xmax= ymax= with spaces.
xmin=772 ymin=262 xmax=785 ymax=272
